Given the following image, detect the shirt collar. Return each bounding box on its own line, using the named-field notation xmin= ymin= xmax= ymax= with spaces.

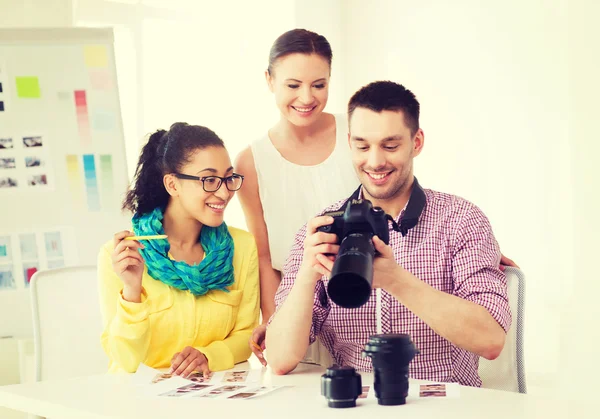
xmin=354 ymin=177 xmax=427 ymax=234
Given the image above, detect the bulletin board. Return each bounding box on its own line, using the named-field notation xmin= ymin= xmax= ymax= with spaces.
xmin=0 ymin=28 xmax=130 ymax=338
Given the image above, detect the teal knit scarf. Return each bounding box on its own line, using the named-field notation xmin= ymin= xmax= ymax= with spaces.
xmin=131 ymin=207 xmax=235 ymax=296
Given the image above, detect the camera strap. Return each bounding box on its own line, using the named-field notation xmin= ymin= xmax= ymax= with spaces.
xmin=342 ymin=177 xmax=426 ymax=237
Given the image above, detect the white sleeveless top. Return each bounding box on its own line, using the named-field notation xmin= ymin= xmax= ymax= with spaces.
xmin=250 ymin=114 xmax=360 ymax=271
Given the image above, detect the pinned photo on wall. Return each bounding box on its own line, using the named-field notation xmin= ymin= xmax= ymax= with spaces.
xmin=47 ymin=259 xmax=65 ymax=269
xmin=84 ymin=45 xmax=108 ymax=68
xmin=44 ymin=231 xmax=63 ymax=258
xmin=92 ymin=109 xmax=116 ymax=131
xmin=0 ymin=82 xmax=3 ymax=93
xmin=57 ymin=91 xmax=71 ymax=101
xmin=99 ymin=154 xmax=114 ymax=209
xmin=0 ymin=267 xmax=15 ymax=290
xmin=66 ymin=155 xmax=84 ymax=209
xmin=89 ymin=69 xmax=114 ymax=91
xmin=15 ymin=76 xmax=41 ymax=99
xmin=0 ymin=157 xmax=16 ymax=169
xmin=23 ymin=136 xmax=43 ymax=147
xmin=19 ymin=233 xmax=38 ymax=260
xmin=0 ymin=177 xmax=17 ymax=188
xmin=23 ymin=263 xmax=39 ymax=286
xmin=0 ymin=138 xmax=13 ymax=149
xmin=74 ymin=91 xmax=92 ymax=147
xmin=0 ymin=236 xmax=12 ymax=262
xmin=25 ymin=156 xmax=43 ymax=167
xmin=0 ymin=101 xmax=4 ymax=112
xmin=27 ymin=174 xmax=48 ymax=186
xmin=83 ymin=154 xmax=101 ymax=211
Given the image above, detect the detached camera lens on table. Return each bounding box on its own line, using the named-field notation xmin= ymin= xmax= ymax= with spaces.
xmin=362 ymin=334 xmax=419 ymax=406
xmin=321 ymin=365 xmax=362 ymax=408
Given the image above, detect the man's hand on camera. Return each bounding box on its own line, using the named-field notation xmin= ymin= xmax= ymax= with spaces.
xmin=300 ymin=215 xmax=340 ymax=283
xmin=371 ymin=235 xmax=405 ymax=290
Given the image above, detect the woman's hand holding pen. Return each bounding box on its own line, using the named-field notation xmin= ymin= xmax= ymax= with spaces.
xmin=111 ymin=230 xmax=145 ymax=303
xmin=249 ymin=324 xmax=267 ymax=366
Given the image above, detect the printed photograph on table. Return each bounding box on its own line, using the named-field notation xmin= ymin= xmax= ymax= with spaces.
xmin=159 ymin=383 xmax=213 ymax=398
xmin=358 ymin=386 xmax=370 ymax=399
xmin=25 ymin=156 xmax=43 ymax=167
xmin=44 ymin=232 xmax=63 ymax=258
xmin=0 ymin=138 xmax=13 ymax=149
xmin=195 ymin=385 xmax=245 ymax=398
xmin=0 ymin=157 xmax=15 ymax=169
xmin=222 ymin=370 xmax=249 ymax=383
xmin=228 ymin=392 xmax=255 ymax=400
xmin=187 ymin=371 xmax=211 ymax=383
xmin=0 ymin=177 xmax=17 ymax=188
xmin=419 ymin=384 xmax=447 ymax=398
xmin=150 ymin=372 xmax=172 ymax=384
xmin=227 ymin=386 xmax=284 ymax=400
xmin=0 ymin=267 xmax=16 ymax=290
xmin=23 ymin=136 xmax=42 ymax=148
xmin=23 ymin=262 xmax=39 ymax=286
xmin=0 ymin=236 xmax=12 ymax=262
xmin=19 ymin=233 xmax=38 ymax=260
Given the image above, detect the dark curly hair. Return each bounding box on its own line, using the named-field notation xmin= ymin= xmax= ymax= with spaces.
xmin=122 ymin=122 xmax=225 ymax=215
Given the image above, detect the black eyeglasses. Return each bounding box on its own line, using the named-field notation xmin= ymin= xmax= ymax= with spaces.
xmin=174 ymin=173 xmax=244 ymax=192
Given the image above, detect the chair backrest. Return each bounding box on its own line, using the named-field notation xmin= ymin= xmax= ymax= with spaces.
xmin=478 ymin=267 xmax=527 ymax=393
xmin=30 ymin=265 xmax=107 ymax=381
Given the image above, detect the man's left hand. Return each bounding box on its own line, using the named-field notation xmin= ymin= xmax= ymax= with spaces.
xmin=371 ymin=235 xmax=404 ymax=291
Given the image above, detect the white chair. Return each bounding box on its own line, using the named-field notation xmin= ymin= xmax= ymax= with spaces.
xmin=30 ymin=265 xmax=107 ymax=382
xmin=478 ymin=266 xmax=527 ymax=393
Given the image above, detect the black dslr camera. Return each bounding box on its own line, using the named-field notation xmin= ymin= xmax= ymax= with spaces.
xmin=317 ymin=199 xmax=390 ymax=308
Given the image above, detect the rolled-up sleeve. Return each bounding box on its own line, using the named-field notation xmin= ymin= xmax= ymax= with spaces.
xmin=452 ymin=205 xmax=512 ymax=333
xmin=98 ymin=246 xmax=151 ymax=372
xmin=272 ymin=223 xmax=330 ymax=344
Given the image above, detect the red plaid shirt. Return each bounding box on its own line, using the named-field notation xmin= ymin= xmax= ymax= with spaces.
xmin=274 ymin=186 xmax=511 ymax=387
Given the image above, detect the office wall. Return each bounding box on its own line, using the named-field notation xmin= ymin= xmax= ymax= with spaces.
xmin=0 ymin=0 xmax=74 ymax=27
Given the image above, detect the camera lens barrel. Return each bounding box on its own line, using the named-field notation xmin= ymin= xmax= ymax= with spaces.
xmin=327 ymin=233 xmax=375 ymax=308
xmin=321 ymin=365 xmax=362 ymax=408
xmin=362 ymin=334 xmax=419 ymax=406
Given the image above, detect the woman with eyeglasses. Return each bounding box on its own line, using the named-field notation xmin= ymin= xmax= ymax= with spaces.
xmin=98 ymin=122 xmax=259 ymax=378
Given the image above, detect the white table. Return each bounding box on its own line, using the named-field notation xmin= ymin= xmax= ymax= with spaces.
xmin=0 ymin=363 xmax=590 ymax=419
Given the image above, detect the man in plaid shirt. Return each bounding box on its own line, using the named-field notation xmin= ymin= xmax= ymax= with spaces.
xmin=266 ymin=81 xmax=511 ymax=387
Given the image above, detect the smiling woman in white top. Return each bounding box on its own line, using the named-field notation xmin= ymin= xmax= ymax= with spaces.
xmin=235 ymin=29 xmax=359 ymax=366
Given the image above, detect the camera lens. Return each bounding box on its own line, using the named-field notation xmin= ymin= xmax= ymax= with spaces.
xmin=321 ymin=365 xmax=362 ymax=408
xmin=362 ymin=334 xmax=419 ymax=406
xmin=327 ymin=233 xmax=374 ymax=308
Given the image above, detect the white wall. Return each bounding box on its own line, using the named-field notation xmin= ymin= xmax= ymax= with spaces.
xmin=0 ymin=0 xmax=74 ymax=27
xmin=558 ymin=0 xmax=600 ymax=399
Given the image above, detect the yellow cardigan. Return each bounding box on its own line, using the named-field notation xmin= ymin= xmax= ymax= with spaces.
xmin=97 ymin=226 xmax=259 ymax=373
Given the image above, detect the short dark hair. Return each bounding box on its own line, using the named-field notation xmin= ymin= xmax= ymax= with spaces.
xmin=348 ymin=81 xmax=420 ymax=136
xmin=267 ymin=28 xmax=333 ymax=75
xmin=122 ymin=122 xmax=225 ymax=215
